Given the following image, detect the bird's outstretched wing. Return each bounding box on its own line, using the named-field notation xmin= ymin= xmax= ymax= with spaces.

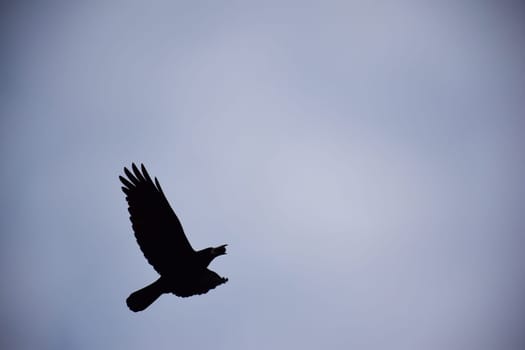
xmin=173 ymin=269 xmax=228 ymax=297
xmin=120 ymin=163 xmax=195 ymax=275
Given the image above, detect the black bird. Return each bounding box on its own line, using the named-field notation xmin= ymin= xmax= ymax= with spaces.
xmin=120 ymin=163 xmax=228 ymax=312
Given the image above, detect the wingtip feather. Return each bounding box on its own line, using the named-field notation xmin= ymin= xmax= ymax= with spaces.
xmin=119 ymin=176 xmax=134 ymax=189
xmin=141 ymin=164 xmax=153 ymax=184
xmin=124 ymin=167 xmax=139 ymax=185
xmin=132 ymin=163 xmax=145 ymax=182
xmin=154 ymin=177 xmax=163 ymax=192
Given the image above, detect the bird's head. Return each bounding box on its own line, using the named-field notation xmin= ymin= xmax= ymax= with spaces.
xmin=211 ymin=244 xmax=227 ymax=257
xmin=198 ymin=244 xmax=228 ymax=267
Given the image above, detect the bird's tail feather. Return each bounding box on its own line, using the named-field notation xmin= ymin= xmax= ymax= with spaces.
xmin=126 ymin=278 xmax=164 ymax=312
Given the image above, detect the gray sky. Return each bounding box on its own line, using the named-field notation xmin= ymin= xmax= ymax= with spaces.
xmin=1 ymin=1 xmax=525 ymax=349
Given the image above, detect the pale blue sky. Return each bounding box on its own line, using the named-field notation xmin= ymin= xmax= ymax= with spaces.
xmin=1 ymin=1 xmax=524 ymax=349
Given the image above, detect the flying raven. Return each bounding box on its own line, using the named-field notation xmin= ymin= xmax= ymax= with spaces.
xmin=120 ymin=163 xmax=228 ymax=312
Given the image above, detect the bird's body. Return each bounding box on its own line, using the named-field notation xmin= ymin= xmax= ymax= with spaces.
xmin=120 ymin=163 xmax=228 ymax=312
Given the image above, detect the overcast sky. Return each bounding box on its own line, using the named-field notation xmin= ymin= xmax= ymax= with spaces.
xmin=1 ymin=1 xmax=525 ymax=349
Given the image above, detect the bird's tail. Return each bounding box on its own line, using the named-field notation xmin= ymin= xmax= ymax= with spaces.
xmin=126 ymin=278 xmax=164 ymax=312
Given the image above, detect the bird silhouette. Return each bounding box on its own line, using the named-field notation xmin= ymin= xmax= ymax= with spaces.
xmin=120 ymin=163 xmax=228 ymax=312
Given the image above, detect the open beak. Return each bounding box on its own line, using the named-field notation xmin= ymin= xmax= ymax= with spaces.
xmin=214 ymin=244 xmax=228 ymax=256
